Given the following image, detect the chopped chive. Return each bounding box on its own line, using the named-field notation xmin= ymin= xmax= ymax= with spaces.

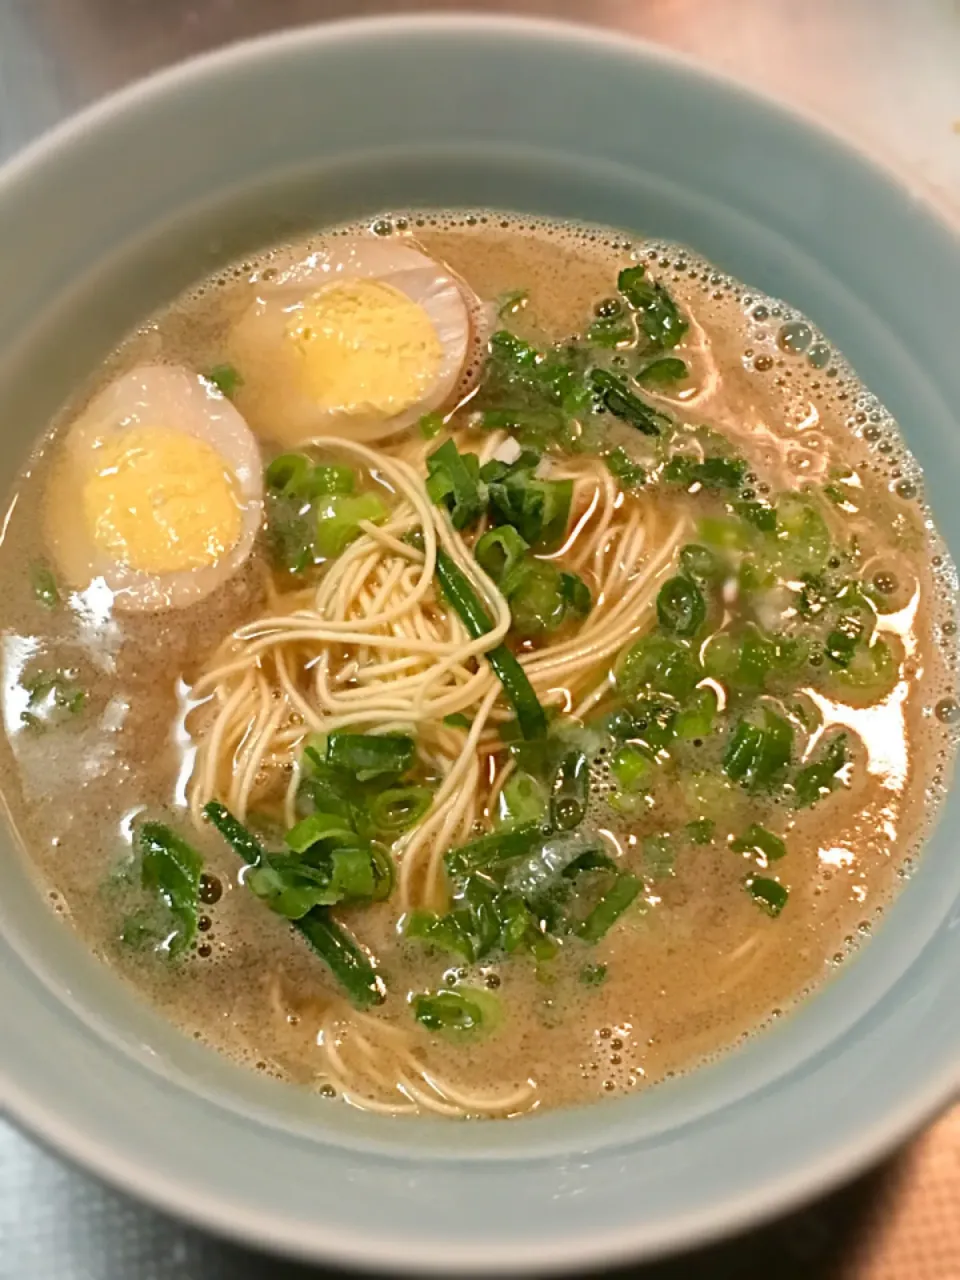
xmin=731 ymin=823 xmax=787 ymax=863
xmin=576 ymin=873 xmax=643 ymax=943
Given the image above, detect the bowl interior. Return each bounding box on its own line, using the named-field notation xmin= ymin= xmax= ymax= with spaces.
xmin=2 ymin=15 xmax=960 ymax=1273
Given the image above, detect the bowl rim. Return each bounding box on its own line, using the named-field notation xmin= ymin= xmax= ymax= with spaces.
xmin=1 ymin=11 xmax=960 ymax=1273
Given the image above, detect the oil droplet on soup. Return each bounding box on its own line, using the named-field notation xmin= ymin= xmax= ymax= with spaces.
xmin=0 ymin=213 xmax=957 ymax=1118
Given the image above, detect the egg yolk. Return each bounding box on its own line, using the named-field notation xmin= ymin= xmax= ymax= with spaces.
xmin=286 ymin=279 xmax=443 ymax=419
xmin=82 ymin=426 xmax=243 ymax=574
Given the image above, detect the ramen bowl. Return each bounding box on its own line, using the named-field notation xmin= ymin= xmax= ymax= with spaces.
xmin=2 ymin=15 xmax=960 ymax=1274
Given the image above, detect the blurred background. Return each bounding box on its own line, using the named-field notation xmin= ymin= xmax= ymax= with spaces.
xmin=1 ymin=2 xmax=960 ymax=1278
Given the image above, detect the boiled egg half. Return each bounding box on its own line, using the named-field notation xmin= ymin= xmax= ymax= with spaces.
xmin=45 ymin=364 xmax=263 ymax=612
xmin=227 ymin=239 xmax=473 ymax=446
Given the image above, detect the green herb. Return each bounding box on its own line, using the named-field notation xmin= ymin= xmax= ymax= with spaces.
xmin=576 ymin=873 xmax=643 ymax=942
xmin=206 ymin=362 xmax=243 ymax=398
xmin=590 ymin=368 xmax=662 ymax=436
xmin=637 ymin=356 xmax=688 ymax=385
xmin=821 ymin=638 xmax=899 ymax=703
xmin=605 ymin=447 xmax=646 ymax=491
xmin=657 ymin=575 xmax=707 ymax=637
xmin=435 ymin=547 xmax=546 ymax=740
xmin=793 ymin=734 xmax=848 ymax=808
xmin=30 ymin=562 xmax=60 ymax=609
xmin=747 ymin=876 xmax=789 ymax=917
xmin=731 ymin=823 xmax=787 ymax=863
xmin=580 ymin=963 xmax=608 ymax=986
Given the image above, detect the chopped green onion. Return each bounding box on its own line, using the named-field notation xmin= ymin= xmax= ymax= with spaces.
xmin=284 ymin=812 xmax=357 ymax=852
xmin=642 ymin=834 xmax=674 ymax=880
xmin=576 ymin=873 xmax=643 ymax=942
xmin=793 ymin=734 xmax=848 ymax=808
xmin=587 ymin=316 xmax=634 ymax=348
xmin=747 ymin=876 xmax=789 ymax=917
xmin=498 ymin=771 xmax=548 ymax=828
xmin=505 ymin=831 xmax=608 ymax=902
xmin=731 ymin=823 xmax=787 ymax=863
xmin=657 ymin=575 xmax=707 ymax=637
xmin=445 ymin=821 xmax=546 ymax=879
xmin=675 ymin=685 xmax=718 ymax=740
xmin=637 ymin=356 xmax=688 ymax=385
xmin=30 ymin=562 xmax=60 ymax=609
xmin=426 ymin=439 xmax=487 ymax=530
xmin=774 ymin=496 xmax=831 ymax=574
xmin=475 ymin=525 xmax=530 ymax=583
xmin=20 ymin=668 xmax=85 ymax=727
xmin=610 ymin=743 xmax=651 ymax=792
xmin=435 ymin=548 xmax=546 ymax=740
xmin=605 ymin=447 xmax=646 ymax=491
xmin=497 ymin=289 xmax=529 ymax=318
xmin=617 ymin=265 xmax=688 ymax=349
xmin=295 ymin=910 xmax=386 ymax=1008
xmin=412 ymin=987 xmax=500 ymax=1037
xmin=590 ymin=368 xmax=661 ymax=435
xmin=418 ymin=411 xmax=444 ymax=439
xmin=443 ymin=713 xmax=472 ymax=730
xmin=617 ymin=634 xmax=701 ymax=701
xmin=136 ymin=821 xmax=203 ymax=956
xmin=325 ymin=731 xmax=415 ymax=780
xmin=724 ymin=708 xmax=793 ymax=791
xmin=368 ymin=785 xmax=432 ymax=833
xmin=206 ymin=362 xmax=243 ymax=398
xmin=203 ymin=801 xmax=384 ymax=1007
xmin=266 ymin=452 xmax=313 ymax=493
xmin=315 ymin=492 xmax=387 ymax=559
xmin=679 ymin=543 xmax=722 ymax=584
xmin=685 ymin=817 xmax=715 ymax=845
xmin=404 ymin=909 xmax=476 ymax=962
xmin=580 ymin=963 xmax=608 ymax=986
xmin=663 ymin=454 xmax=747 ymax=491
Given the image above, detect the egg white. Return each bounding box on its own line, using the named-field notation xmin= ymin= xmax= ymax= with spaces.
xmin=44 ymin=364 xmax=263 ymax=612
xmin=228 ymin=239 xmax=473 ymax=445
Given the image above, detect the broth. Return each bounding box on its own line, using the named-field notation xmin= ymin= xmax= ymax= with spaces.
xmin=1 ymin=213 xmax=957 ymax=1116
